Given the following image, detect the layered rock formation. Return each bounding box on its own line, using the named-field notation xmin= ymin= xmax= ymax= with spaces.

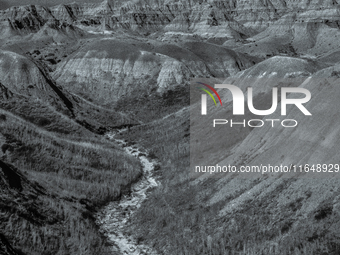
xmin=0 ymin=0 xmax=337 ymax=38
xmin=53 ymin=38 xmax=258 ymax=105
xmin=232 ymin=7 xmax=340 ymax=57
xmin=1 ymin=0 xmax=340 ymax=56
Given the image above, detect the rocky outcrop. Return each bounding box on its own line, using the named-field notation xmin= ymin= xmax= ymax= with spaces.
xmin=50 ymin=3 xmax=81 ymax=23
xmin=0 ymin=5 xmax=55 ymax=34
xmin=0 ymin=3 xmax=88 ymax=42
xmin=230 ymin=7 xmax=340 ymax=57
xmin=31 ymin=19 xmax=87 ymax=43
xmin=1 ymin=0 xmax=340 ymax=45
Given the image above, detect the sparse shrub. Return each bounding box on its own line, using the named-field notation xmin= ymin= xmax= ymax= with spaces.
xmin=331 ymin=70 xmax=340 ymax=77
xmin=315 ymin=205 xmax=333 ymax=220
xmin=148 ymin=151 xmax=157 ymax=159
xmin=0 ymin=114 xmax=6 ymax=121
xmin=1 ymin=144 xmax=14 ymax=153
xmin=36 ymin=117 xmax=51 ymax=127
xmin=0 ymin=110 xmax=142 ymax=255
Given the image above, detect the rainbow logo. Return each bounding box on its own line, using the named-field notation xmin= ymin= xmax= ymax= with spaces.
xmin=196 ymin=82 xmax=222 ymax=106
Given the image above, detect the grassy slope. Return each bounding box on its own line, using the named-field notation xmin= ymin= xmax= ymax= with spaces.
xmin=119 ymin=92 xmax=340 ymax=255
xmin=0 ymin=36 xmax=141 ymax=254
xmin=0 ymin=44 xmax=136 ymax=131
xmin=0 ymin=107 xmax=142 ymax=254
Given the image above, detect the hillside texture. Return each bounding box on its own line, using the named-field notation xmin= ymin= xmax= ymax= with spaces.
xmin=1 ymin=0 xmax=340 ymax=254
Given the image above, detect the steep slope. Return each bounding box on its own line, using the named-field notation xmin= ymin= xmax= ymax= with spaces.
xmin=0 ymin=49 xmax=74 ymax=114
xmin=190 ymin=56 xmax=325 ymax=167
xmin=215 ymin=64 xmax=340 ymax=177
xmin=0 ymin=3 xmax=91 ymax=47
xmin=53 ymin=38 xmax=258 ymax=111
xmin=31 ymin=20 xmax=88 ymax=43
xmin=318 ymin=49 xmax=340 ymax=65
xmin=1 ymin=0 xmax=340 ymax=49
xmin=0 ymin=5 xmax=55 ymax=34
xmin=121 ymin=60 xmax=340 ymax=255
xmin=234 ymin=8 xmax=340 ymax=57
xmin=0 ymin=108 xmax=142 ymax=255
xmin=50 ymin=3 xmax=83 ymax=23
xmin=0 ymin=49 xmax=136 ymax=132
xmin=235 ymin=56 xmax=326 ymax=78
xmin=180 ymin=41 xmax=258 ymax=77
xmin=190 ymin=64 xmax=340 ymax=254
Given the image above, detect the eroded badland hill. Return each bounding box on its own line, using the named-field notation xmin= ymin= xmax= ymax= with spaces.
xmin=1 ymin=0 xmax=340 ymax=254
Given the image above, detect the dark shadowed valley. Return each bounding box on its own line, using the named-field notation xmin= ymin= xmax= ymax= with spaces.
xmin=1 ymin=0 xmax=340 ymax=254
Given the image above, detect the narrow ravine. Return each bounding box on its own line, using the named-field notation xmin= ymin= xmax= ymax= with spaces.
xmin=96 ymin=132 xmax=159 ymax=255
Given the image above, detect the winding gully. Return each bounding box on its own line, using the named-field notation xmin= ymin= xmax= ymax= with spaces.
xmin=96 ymin=133 xmax=159 ymax=255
